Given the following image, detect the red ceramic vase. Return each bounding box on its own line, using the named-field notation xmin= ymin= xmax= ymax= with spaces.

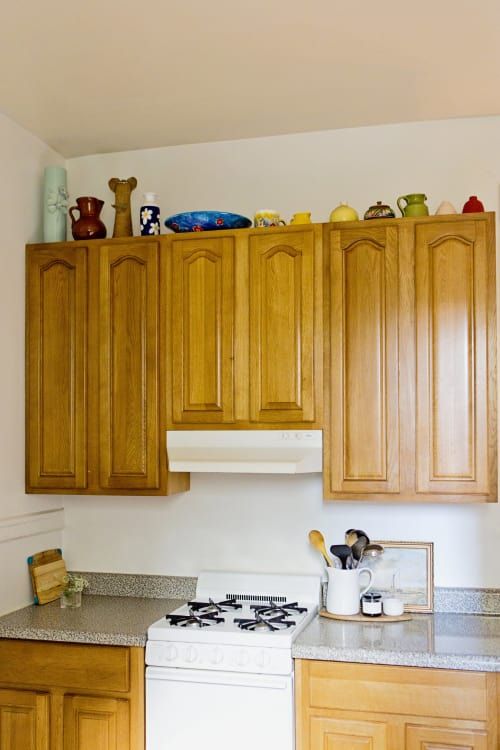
xmin=462 ymin=195 xmax=484 ymax=213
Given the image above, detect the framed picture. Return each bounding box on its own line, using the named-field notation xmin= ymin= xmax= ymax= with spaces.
xmin=371 ymin=541 xmax=434 ymax=613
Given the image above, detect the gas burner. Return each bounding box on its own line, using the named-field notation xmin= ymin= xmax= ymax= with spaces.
xmin=251 ymin=599 xmax=308 ymax=618
xmin=234 ymin=612 xmax=296 ymax=632
xmin=166 ymin=608 xmax=225 ymax=628
xmin=188 ymin=597 xmax=242 ymax=615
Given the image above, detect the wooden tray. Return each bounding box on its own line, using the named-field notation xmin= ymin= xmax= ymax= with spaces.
xmin=320 ymin=609 xmax=412 ymax=623
xmin=28 ymin=548 xmax=67 ymax=605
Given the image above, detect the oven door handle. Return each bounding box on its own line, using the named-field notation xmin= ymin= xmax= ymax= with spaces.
xmin=146 ymin=666 xmax=291 ymax=690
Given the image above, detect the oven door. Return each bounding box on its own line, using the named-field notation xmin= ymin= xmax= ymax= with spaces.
xmin=146 ymin=666 xmax=294 ymax=750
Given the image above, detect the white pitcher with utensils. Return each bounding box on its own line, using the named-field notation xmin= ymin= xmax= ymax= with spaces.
xmin=326 ymin=567 xmax=374 ymax=615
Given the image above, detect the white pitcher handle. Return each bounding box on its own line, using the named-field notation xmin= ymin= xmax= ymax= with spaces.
xmin=358 ymin=568 xmax=374 ymax=597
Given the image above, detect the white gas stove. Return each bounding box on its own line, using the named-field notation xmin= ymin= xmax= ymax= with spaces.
xmin=146 ymin=571 xmax=321 ymax=750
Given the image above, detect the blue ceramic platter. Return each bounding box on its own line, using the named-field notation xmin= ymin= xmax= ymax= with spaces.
xmin=165 ymin=211 xmax=252 ymax=233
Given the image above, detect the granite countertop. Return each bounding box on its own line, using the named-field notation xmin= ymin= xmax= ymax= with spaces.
xmin=0 ymin=595 xmax=184 ymax=647
xmin=293 ymin=612 xmax=500 ymax=672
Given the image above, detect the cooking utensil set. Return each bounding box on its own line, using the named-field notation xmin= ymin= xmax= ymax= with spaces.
xmin=308 ymin=528 xmax=384 ymax=569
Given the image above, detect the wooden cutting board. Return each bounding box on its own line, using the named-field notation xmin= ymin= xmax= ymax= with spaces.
xmin=27 ymin=548 xmax=67 ymax=605
xmin=320 ymin=609 xmax=412 ymax=623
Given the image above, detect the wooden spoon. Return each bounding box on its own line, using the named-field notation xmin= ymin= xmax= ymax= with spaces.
xmin=308 ymin=530 xmax=333 ymax=567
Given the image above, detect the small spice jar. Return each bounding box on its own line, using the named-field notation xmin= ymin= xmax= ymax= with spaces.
xmin=361 ymin=591 xmax=383 ymax=617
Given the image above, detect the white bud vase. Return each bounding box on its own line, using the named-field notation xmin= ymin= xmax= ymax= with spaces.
xmin=43 ymin=166 xmax=68 ymax=242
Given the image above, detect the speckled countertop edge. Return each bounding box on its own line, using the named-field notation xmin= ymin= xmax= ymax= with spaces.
xmin=293 ymin=611 xmax=500 ymax=672
xmin=0 ymin=595 xmax=184 ymax=647
xmin=292 ymin=642 xmax=500 ymax=672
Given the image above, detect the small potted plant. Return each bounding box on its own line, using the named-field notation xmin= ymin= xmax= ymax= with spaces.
xmin=60 ymin=573 xmax=89 ymax=608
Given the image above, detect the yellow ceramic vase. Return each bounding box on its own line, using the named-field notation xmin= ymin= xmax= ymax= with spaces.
xmin=329 ymin=202 xmax=359 ymax=222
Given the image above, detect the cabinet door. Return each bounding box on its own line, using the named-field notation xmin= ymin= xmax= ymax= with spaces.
xmin=98 ymin=242 xmax=160 ymax=489
xmin=249 ymin=229 xmax=317 ymax=423
xmin=326 ymin=226 xmax=400 ymax=496
xmin=415 ymin=220 xmax=496 ymax=499
xmin=0 ymin=689 xmax=49 ymax=750
xmin=171 ymin=236 xmax=235 ymax=424
xmin=406 ymin=724 xmax=487 ymax=750
xmin=310 ymin=716 xmax=389 ymax=750
xmin=63 ymin=695 xmax=129 ymax=750
xmin=26 ymin=246 xmax=87 ymax=490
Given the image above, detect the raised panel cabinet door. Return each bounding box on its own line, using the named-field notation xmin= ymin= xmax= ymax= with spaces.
xmin=406 ymin=724 xmax=487 ymax=750
xmin=26 ymin=246 xmax=87 ymax=490
xmin=327 ymin=226 xmax=400 ymax=495
xmin=310 ymin=716 xmax=389 ymax=750
xmin=249 ymin=229 xmax=316 ymax=423
xmin=415 ymin=219 xmax=496 ymax=499
xmin=63 ymin=695 xmax=129 ymax=750
xmin=171 ymin=236 xmax=235 ymax=423
xmin=0 ymin=689 xmax=49 ymax=750
xmin=98 ymin=242 xmax=160 ymax=489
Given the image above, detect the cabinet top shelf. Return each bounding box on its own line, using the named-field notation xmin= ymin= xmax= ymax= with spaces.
xmin=27 ymin=211 xmax=495 ymax=249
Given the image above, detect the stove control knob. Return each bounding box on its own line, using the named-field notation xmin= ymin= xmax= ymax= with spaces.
xmin=163 ymin=645 xmax=178 ymax=662
xmin=185 ymin=646 xmax=198 ymax=664
xmin=236 ymin=649 xmax=250 ymax=668
xmin=210 ymin=647 xmax=224 ymax=665
xmin=255 ymin=650 xmax=271 ymax=669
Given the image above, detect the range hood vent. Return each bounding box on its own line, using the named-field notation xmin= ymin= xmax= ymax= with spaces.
xmin=166 ymin=430 xmax=322 ymax=474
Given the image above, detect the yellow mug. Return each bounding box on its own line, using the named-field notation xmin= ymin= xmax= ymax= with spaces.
xmin=290 ymin=212 xmax=311 ymax=225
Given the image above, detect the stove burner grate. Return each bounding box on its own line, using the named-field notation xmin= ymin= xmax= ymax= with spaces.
xmin=165 ymin=607 xmax=224 ymax=628
xmin=234 ymin=612 xmax=296 ymax=632
xmin=251 ymin=599 xmax=308 ymax=618
xmin=188 ymin=597 xmax=242 ymax=615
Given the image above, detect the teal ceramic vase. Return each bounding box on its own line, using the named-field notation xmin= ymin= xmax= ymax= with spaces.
xmin=43 ymin=166 xmax=68 ymax=242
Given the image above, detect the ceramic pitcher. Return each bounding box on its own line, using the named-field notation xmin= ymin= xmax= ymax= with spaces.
xmin=397 ymin=193 xmax=429 ymax=217
xmin=326 ymin=567 xmax=374 ymax=616
xmin=69 ymin=196 xmax=107 ymax=240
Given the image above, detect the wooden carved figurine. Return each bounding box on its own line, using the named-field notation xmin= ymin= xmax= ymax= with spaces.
xmin=108 ymin=177 xmax=137 ymax=237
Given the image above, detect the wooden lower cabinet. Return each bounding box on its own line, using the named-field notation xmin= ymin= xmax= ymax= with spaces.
xmin=63 ymin=695 xmax=129 ymax=750
xmin=0 ymin=688 xmax=49 ymax=750
xmin=406 ymin=724 xmax=488 ymax=750
xmin=0 ymin=641 xmax=144 ymax=750
xmin=296 ymin=660 xmax=498 ymax=750
xmin=311 ymin=715 xmax=390 ymax=749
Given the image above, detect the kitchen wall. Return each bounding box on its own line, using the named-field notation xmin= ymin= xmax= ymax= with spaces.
xmin=0 ymin=113 xmax=65 ymax=614
xmin=62 ymin=115 xmax=500 ymax=590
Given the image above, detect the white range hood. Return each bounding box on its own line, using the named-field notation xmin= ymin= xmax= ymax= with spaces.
xmin=166 ymin=430 xmax=322 ymax=474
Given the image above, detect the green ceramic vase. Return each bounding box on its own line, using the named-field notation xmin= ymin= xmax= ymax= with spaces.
xmin=397 ymin=193 xmax=429 ymax=217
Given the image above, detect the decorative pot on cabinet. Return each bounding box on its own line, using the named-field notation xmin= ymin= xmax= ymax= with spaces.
xmin=69 ymin=196 xmax=107 ymax=240
xmin=364 ymin=201 xmax=396 ymax=220
xmin=397 ymin=193 xmax=429 ymax=217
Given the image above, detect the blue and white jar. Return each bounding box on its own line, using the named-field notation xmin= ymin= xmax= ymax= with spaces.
xmin=140 ymin=192 xmax=161 ymax=236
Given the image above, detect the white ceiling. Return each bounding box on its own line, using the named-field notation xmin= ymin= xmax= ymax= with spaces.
xmin=2 ymin=0 xmax=499 ymax=157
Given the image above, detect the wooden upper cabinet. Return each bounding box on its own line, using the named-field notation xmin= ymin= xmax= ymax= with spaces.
xmin=26 ymin=246 xmax=87 ymax=490
xmin=98 ymin=242 xmax=160 ymax=490
xmin=0 ymin=689 xmax=49 ymax=750
xmin=168 ymin=226 xmax=322 ymax=427
xmin=415 ymin=219 xmax=496 ymax=501
xmin=248 ymin=229 xmax=319 ymax=423
xmin=326 ymin=225 xmax=401 ymax=496
xmin=27 ymin=238 xmax=189 ymax=495
xmin=170 ymin=236 xmax=235 ymax=424
xmin=325 ymin=214 xmax=496 ymax=502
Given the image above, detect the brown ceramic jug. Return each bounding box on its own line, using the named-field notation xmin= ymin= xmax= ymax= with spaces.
xmin=69 ymin=197 xmax=107 ymax=240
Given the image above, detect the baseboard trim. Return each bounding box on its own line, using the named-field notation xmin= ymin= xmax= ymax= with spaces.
xmin=0 ymin=508 xmax=64 ymax=544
